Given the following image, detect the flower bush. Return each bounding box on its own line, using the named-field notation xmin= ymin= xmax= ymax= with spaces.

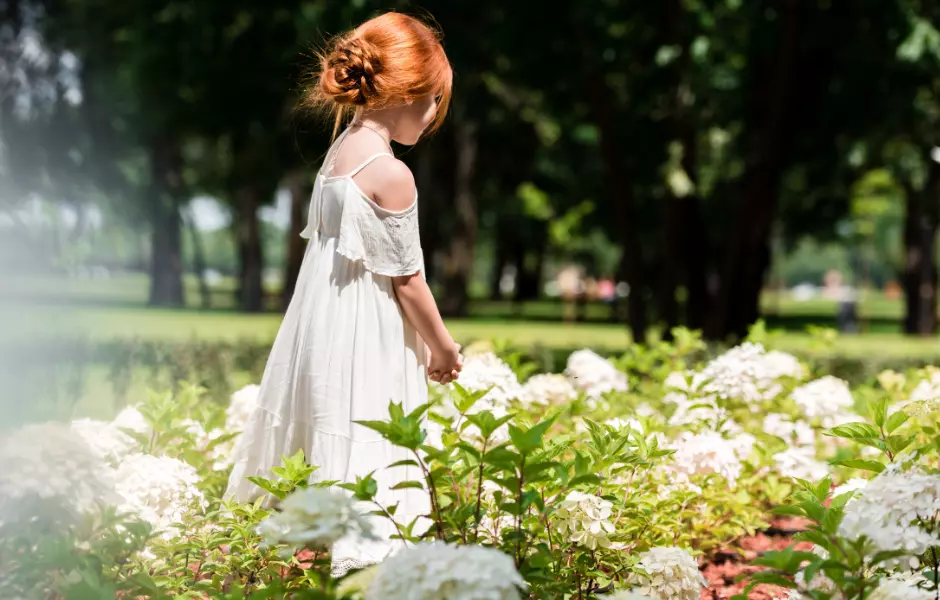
xmin=1 ymin=326 xmax=938 ymax=599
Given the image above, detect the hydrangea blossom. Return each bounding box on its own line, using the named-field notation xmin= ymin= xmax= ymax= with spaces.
xmin=666 ymin=394 xmax=729 ymax=431
xmin=666 ymin=431 xmax=747 ymax=487
xmin=366 ymin=542 xmax=525 ymax=600
xmin=178 ymin=419 xmax=232 ymax=471
xmin=664 ymin=370 xmax=707 ymax=393
xmin=112 ymin=405 xmax=151 ymax=436
xmin=831 ymin=477 xmax=869 ymax=499
xmin=452 ymin=352 xmax=524 ymax=407
xmin=71 ymin=418 xmax=140 ymax=464
xmin=472 ymin=480 xmax=514 ymax=543
xmin=905 ymin=370 xmax=940 ymax=416
xmin=601 ymin=592 xmax=654 ymax=600
xmin=839 ymin=468 xmax=940 ymax=557
xmin=762 ymin=413 xmax=816 ymax=447
xmin=773 ymin=447 xmax=829 ymax=482
xmin=565 ymin=349 xmax=628 ymax=398
xmin=763 ymin=350 xmax=805 ymax=381
xmin=626 ymin=546 xmax=707 ymax=600
xmin=0 ymin=423 xmax=119 ymax=524
xmin=699 ymin=343 xmax=788 ymax=403
xmin=553 ymin=491 xmax=616 ymax=550
xmin=258 ymin=487 xmax=374 ymax=553
xmin=604 ymin=417 xmax=644 ymax=433
xmin=867 ymin=579 xmax=934 ymax=600
xmin=790 ymin=376 xmax=854 ymax=420
xmin=114 ymin=453 xmax=206 ymax=538
xmin=226 ymin=384 xmax=260 ymax=433
xmin=519 ymin=373 xmax=577 ymax=406
xmin=909 ymin=370 xmax=940 ymax=403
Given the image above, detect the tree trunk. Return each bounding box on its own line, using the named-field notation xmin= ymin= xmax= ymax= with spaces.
xmin=490 ymin=220 xmax=512 ymax=300
xmin=439 ymin=119 xmax=478 ymax=317
xmin=514 ymin=228 xmax=546 ymax=302
xmin=147 ymin=138 xmax=185 ymax=308
xmin=902 ymin=164 xmax=940 ymax=335
xmin=236 ymin=185 xmax=265 ymax=313
xmin=184 ymin=205 xmax=211 ymax=309
xmin=707 ymin=0 xmax=802 ymax=340
xmin=283 ymin=171 xmax=312 ymax=308
xmin=587 ymin=74 xmax=648 ymax=342
xmin=414 ymin=144 xmax=441 ymax=284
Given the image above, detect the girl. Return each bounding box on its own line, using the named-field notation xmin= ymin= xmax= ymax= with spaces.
xmin=225 ymin=12 xmax=461 ymax=575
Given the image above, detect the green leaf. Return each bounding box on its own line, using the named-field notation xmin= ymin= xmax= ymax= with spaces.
xmin=387 ymin=459 xmax=420 ymax=469
xmin=829 ymin=459 xmax=885 ymax=473
xmin=507 ymin=415 xmax=557 ymax=454
xmin=390 ymin=480 xmax=426 ymax=491
xmin=827 ymin=422 xmax=881 ymax=440
xmin=246 ymin=477 xmax=286 ymax=500
xmin=884 ymin=411 xmax=909 ymax=433
xmin=885 ymin=434 xmax=916 ymax=455
xmin=871 ymin=397 xmax=889 ymax=428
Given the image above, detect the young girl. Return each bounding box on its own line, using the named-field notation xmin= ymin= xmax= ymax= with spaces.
xmin=225 ymin=12 xmax=461 ymax=575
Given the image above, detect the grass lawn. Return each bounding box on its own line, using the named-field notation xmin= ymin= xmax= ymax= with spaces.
xmin=6 ymin=271 xmax=939 ymax=359
xmin=9 ymin=302 xmax=938 ymax=361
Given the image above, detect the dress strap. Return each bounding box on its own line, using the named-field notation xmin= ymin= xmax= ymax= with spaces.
xmin=345 ymin=153 xmax=394 ymax=178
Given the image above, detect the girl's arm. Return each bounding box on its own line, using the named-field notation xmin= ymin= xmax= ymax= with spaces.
xmin=393 ymin=274 xmax=460 ymax=383
xmin=370 ymin=158 xmax=460 ymax=382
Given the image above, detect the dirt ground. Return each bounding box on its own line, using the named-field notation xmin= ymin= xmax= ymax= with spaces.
xmin=700 ymin=517 xmax=811 ymax=599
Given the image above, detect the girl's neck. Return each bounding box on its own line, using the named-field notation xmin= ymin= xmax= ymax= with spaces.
xmin=353 ymin=112 xmax=394 ymax=145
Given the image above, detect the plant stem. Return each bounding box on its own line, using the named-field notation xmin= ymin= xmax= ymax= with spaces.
xmin=372 ymin=500 xmax=410 ymax=546
xmin=472 ymin=438 xmax=489 ymax=543
xmin=515 ymin=454 xmax=526 ymax=568
xmin=413 ymin=450 xmax=446 ymax=540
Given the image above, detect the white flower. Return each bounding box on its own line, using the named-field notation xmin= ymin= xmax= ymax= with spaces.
xmin=664 ymin=370 xmax=706 ymax=392
xmin=910 ymin=370 xmax=940 ymax=403
xmin=666 ymin=394 xmax=728 ymax=430
xmin=452 ymin=352 xmax=524 ymax=408
xmin=258 ymin=487 xmax=374 ymax=552
xmin=839 ymin=468 xmax=940 ymax=557
xmin=0 ymin=423 xmax=119 ymax=524
xmin=831 ymin=477 xmax=869 ymax=499
xmin=178 ymin=419 xmax=232 ymax=471
xmin=773 ymin=447 xmax=829 ymax=482
xmin=762 ymin=413 xmax=816 ymax=446
xmin=906 ymin=370 xmax=940 ymax=416
xmin=114 ymin=453 xmax=206 ymax=538
xmin=627 ymin=546 xmax=707 ymax=600
xmin=604 ymin=417 xmax=644 ymax=433
xmin=565 ymin=349 xmax=628 ymax=398
xmin=867 ymin=578 xmax=933 ymax=600
xmin=790 ymin=376 xmax=854 ymax=420
xmin=763 ymin=350 xmax=805 ymax=381
xmin=667 ymin=431 xmax=746 ymax=487
xmin=821 ymin=409 xmax=859 ymax=429
xmin=226 ymin=384 xmax=260 ymax=433
xmin=520 ymin=373 xmax=577 ymax=406
xmin=113 ymin=405 xmax=150 ymax=436
xmin=70 ymin=418 xmax=140 ymax=464
xmin=553 ymin=491 xmax=616 ymax=550
xmin=474 ymin=482 xmax=515 ymax=543
xmin=601 ymin=591 xmax=654 ymax=600
xmin=366 ymin=542 xmax=525 ymax=600
xmin=699 ymin=343 xmax=787 ymax=403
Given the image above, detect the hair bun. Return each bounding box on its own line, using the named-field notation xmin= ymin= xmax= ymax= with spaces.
xmin=320 ymin=37 xmax=384 ymax=106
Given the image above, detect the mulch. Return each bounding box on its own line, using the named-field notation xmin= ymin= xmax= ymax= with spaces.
xmin=700 ymin=517 xmax=812 ymax=599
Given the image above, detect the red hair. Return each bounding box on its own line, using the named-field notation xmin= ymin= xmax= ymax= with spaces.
xmin=303 ymin=12 xmax=453 ymax=139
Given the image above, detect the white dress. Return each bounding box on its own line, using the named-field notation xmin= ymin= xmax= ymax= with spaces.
xmin=225 ymin=129 xmax=430 ymax=575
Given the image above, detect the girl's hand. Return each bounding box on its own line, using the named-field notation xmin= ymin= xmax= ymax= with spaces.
xmin=428 ymin=343 xmax=462 ymax=384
